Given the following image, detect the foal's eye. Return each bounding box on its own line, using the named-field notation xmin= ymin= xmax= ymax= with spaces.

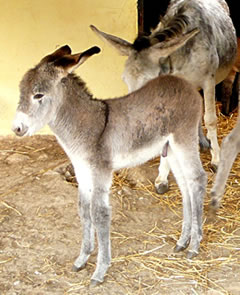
xmin=33 ymin=93 xmax=44 ymax=100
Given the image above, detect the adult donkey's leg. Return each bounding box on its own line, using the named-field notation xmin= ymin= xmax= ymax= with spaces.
xmin=211 ymin=119 xmax=240 ymax=209
xmin=203 ymin=78 xmax=220 ymax=170
xmin=155 ymin=125 xmax=209 ymax=195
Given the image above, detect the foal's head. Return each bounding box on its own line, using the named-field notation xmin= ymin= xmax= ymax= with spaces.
xmin=12 ymin=46 xmax=100 ymax=136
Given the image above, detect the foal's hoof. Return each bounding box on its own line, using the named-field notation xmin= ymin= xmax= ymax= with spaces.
xmin=72 ymin=263 xmax=86 ymax=272
xmin=174 ymin=244 xmax=187 ymax=253
xmin=186 ymin=250 xmax=198 ymax=259
xmin=155 ymin=183 xmax=169 ymax=194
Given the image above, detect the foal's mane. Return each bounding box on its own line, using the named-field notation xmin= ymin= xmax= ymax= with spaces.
xmin=133 ymin=0 xmax=189 ymax=51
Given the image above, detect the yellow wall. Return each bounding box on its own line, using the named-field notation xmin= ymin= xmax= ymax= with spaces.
xmin=0 ymin=0 xmax=137 ymax=135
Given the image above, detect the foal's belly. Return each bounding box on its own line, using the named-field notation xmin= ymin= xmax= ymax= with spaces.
xmin=112 ymin=139 xmax=168 ymax=171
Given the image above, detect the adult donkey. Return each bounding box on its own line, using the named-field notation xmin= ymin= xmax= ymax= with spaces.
xmin=91 ymin=0 xmax=237 ymax=194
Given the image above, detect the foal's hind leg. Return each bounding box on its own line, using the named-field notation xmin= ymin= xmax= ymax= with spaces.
xmin=167 ymin=148 xmax=193 ymax=252
xmin=176 ymin=145 xmax=206 ymax=257
xmin=185 ymin=164 xmax=206 ymax=258
xmin=168 ymin=142 xmax=206 ymax=257
xmin=211 ymin=123 xmax=240 ymax=209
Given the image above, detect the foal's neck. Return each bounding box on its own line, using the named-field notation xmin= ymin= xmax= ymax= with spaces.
xmin=49 ymin=75 xmax=108 ymax=156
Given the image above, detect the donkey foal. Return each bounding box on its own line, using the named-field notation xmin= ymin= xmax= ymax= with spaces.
xmin=12 ymin=45 xmax=206 ymax=285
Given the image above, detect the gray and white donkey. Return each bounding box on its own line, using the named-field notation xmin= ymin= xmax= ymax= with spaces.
xmin=12 ymin=44 xmax=206 ymax=284
xmin=91 ymin=0 xmax=237 ymax=194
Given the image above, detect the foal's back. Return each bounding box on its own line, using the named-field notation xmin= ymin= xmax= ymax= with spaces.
xmin=103 ymin=75 xmax=202 ymax=169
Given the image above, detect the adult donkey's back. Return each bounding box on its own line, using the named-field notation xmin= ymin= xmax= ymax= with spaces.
xmin=91 ymin=0 xmax=237 ymax=193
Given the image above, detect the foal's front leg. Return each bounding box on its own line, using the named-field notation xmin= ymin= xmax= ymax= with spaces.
xmin=72 ymin=162 xmax=95 ymax=272
xmin=72 ymin=189 xmax=95 ymax=271
xmin=90 ymin=170 xmax=112 ymax=285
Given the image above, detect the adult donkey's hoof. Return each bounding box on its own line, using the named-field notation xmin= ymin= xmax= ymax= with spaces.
xmin=210 ymin=163 xmax=218 ymax=173
xmin=155 ymin=182 xmax=169 ymax=194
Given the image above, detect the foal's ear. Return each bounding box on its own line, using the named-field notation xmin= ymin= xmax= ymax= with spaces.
xmin=54 ymin=46 xmax=101 ymax=73
xmin=77 ymin=46 xmax=101 ymax=67
xmin=41 ymin=45 xmax=72 ymax=63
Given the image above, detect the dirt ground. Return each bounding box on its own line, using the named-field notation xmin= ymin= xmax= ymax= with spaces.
xmin=0 ymin=111 xmax=240 ymax=294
